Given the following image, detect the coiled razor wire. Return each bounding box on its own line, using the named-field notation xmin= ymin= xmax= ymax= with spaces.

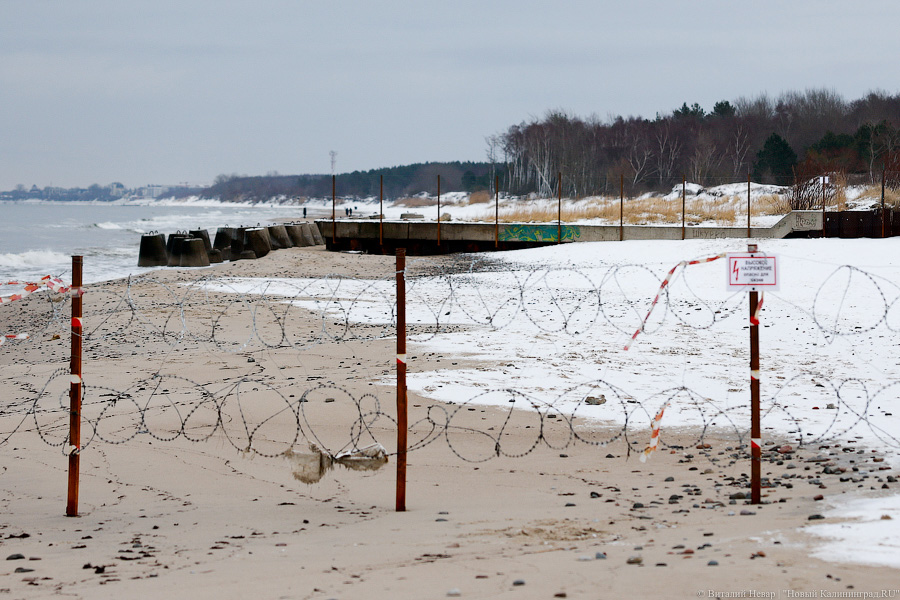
xmin=2 ymin=369 xmax=900 ymax=466
xmin=5 ymin=260 xmax=900 ymax=352
xmin=2 ymin=258 xmax=900 ymax=468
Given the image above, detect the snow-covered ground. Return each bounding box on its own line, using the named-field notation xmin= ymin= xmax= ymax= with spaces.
xmin=203 ymin=235 xmax=900 ymax=569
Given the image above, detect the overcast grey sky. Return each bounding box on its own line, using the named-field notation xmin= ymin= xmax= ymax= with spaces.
xmin=2 ymin=0 xmax=899 ymax=190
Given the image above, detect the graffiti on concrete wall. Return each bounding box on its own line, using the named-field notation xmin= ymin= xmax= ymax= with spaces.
xmin=794 ymin=212 xmax=821 ymax=230
xmin=500 ymin=224 xmax=581 ymax=243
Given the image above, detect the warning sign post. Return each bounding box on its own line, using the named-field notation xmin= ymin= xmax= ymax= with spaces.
xmin=727 ymin=244 xmax=777 ymax=504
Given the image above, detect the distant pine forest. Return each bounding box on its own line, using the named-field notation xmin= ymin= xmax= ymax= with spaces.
xmin=205 ymin=161 xmax=498 ymax=202
xmin=7 ymin=89 xmax=900 ymax=203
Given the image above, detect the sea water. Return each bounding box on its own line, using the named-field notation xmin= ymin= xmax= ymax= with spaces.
xmin=0 ymin=199 xmax=332 ymax=286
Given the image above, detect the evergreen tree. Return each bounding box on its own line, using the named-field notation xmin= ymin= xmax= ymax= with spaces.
xmin=753 ymin=133 xmax=797 ymax=183
xmin=673 ymin=102 xmax=706 ymax=120
xmin=711 ymin=100 xmax=736 ymax=118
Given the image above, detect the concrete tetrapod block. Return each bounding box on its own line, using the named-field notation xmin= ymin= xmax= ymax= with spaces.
xmin=286 ymin=224 xmax=310 ymax=247
xmin=166 ymin=233 xmax=190 ymax=267
xmin=267 ymin=224 xmax=293 ymax=249
xmin=179 ymin=238 xmax=211 ymax=267
xmin=208 ymin=248 xmax=223 ymax=263
xmin=299 ymin=223 xmax=317 ymax=246
xmin=305 ymin=222 xmax=325 ymax=245
xmin=189 ymin=229 xmax=212 ymax=253
xmin=229 ymin=227 xmax=246 ymax=261
xmin=137 ymin=233 xmax=168 ymax=267
xmin=244 ymin=227 xmax=271 ymax=258
xmin=213 ymin=227 xmax=233 ymax=254
xmin=266 ymin=226 xmax=283 ymax=250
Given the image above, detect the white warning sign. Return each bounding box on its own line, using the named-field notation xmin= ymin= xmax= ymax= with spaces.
xmin=727 ymin=253 xmax=779 ymax=292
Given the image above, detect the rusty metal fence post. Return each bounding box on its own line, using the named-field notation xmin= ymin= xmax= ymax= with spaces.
xmin=66 ymin=256 xmax=83 ymax=517
xmin=495 ymin=175 xmax=499 ymax=248
xmin=395 ymin=249 xmax=408 ymax=511
xmin=882 ymin=169 xmax=886 ymax=239
xmin=747 ymin=173 xmax=751 ymax=239
xmin=748 ymin=243 xmax=762 ymax=504
xmin=557 ymin=172 xmax=562 ymax=244
xmin=437 ymin=175 xmax=441 ymax=247
xmin=380 ymin=174 xmax=384 ymax=247
xmin=331 ymin=174 xmax=336 ymax=246
xmin=619 ymin=173 xmax=624 ymax=242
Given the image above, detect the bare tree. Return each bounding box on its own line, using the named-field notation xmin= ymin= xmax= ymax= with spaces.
xmin=726 ymin=123 xmax=751 ymax=177
xmin=689 ymin=132 xmax=721 ymax=183
xmin=652 ymin=121 xmax=682 ymax=184
xmin=626 ymin=126 xmax=652 ymax=186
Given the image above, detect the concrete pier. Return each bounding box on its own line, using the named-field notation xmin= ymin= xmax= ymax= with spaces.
xmin=316 ymin=211 xmax=823 ymax=255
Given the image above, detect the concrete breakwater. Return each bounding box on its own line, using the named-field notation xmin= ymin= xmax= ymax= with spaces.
xmin=138 ymin=222 xmax=325 ymax=267
xmin=316 ymin=211 xmax=824 ymax=255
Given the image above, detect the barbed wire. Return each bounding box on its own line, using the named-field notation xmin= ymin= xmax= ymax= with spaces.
xmin=7 ymin=259 xmax=900 ymax=353
xmin=2 ymin=367 xmax=898 ymax=470
xmin=2 ymin=255 xmax=900 ymax=475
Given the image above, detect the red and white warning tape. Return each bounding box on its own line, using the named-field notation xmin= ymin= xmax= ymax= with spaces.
xmin=1 ymin=276 xmax=84 ymax=348
xmin=0 ymin=276 xmax=84 ymax=305
xmin=630 ymin=253 xmax=765 ymax=462
xmin=0 ymin=333 xmax=30 ymax=346
xmin=750 ymin=292 xmax=764 ymax=325
xmin=640 ymin=401 xmax=669 ymax=462
xmin=625 ymin=253 xmax=726 ymax=350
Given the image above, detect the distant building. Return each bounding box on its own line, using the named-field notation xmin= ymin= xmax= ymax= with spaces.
xmin=108 ymin=182 xmax=126 ymax=197
xmin=140 ymin=185 xmax=170 ymax=198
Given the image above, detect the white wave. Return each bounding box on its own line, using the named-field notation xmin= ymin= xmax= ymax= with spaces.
xmin=94 ymin=221 xmax=123 ymax=230
xmin=0 ymin=249 xmax=70 ymax=269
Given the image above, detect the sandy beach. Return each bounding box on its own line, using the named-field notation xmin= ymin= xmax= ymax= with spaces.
xmin=2 ymin=243 xmax=899 ymax=599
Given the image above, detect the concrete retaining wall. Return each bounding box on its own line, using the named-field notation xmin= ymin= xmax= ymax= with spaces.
xmin=316 ymin=210 xmax=824 ymax=253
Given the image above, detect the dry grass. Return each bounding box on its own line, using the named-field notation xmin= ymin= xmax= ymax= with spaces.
xmin=756 ymin=194 xmax=791 ymax=215
xmin=493 ymin=194 xmax=794 ymax=225
xmin=395 ymin=196 xmax=438 ymax=208
xmin=854 ymin=185 xmax=900 ymax=208
xmin=830 ymin=172 xmax=848 ymax=211
xmin=466 ymin=191 xmax=492 ymax=205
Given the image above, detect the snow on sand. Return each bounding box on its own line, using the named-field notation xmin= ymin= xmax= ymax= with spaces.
xmin=207 ymin=236 xmax=900 ymax=568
